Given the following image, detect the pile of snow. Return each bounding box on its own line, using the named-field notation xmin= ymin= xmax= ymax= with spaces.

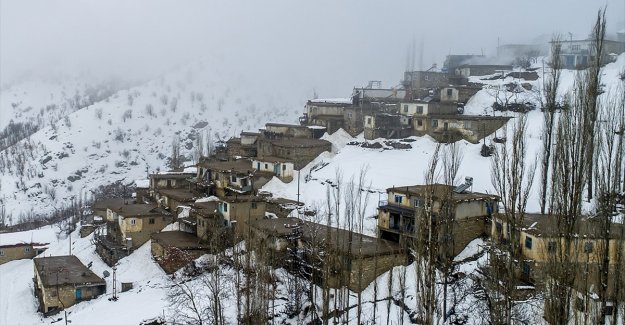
xmin=0 ymin=226 xmax=60 ymax=247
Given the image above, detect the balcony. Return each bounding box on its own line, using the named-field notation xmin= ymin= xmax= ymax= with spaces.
xmin=378 ymin=200 xmax=416 ymax=216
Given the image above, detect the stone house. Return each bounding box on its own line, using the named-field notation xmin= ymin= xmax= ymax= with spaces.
xmin=226 ymin=132 xmax=260 ymax=159
xmin=252 ymin=156 xmax=295 ymax=182
xmin=303 ymin=99 xmax=351 ymax=134
xmin=377 ymin=182 xmax=498 ymax=257
xmin=195 ymin=158 xmax=275 ymax=197
xmin=455 ymin=64 xmax=513 ymax=77
xmin=134 ymin=179 xmax=150 ymax=203
xmin=33 ymin=255 xmax=106 ymax=314
xmin=151 ymin=231 xmax=211 ymax=273
xmin=154 ymin=188 xmax=198 ymax=212
xmin=491 ymin=213 xmax=625 ymax=286
xmin=149 ymin=172 xmax=195 ymax=199
xmin=352 ymin=86 xmax=407 ymax=103
xmin=95 ymin=202 xmax=172 ymax=265
xmin=192 ymin=201 xmax=220 ymax=241
xmin=552 ymin=39 xmax=625 ymax=69
xmin=423 ymin=114 xmax=511 ymax=143
xmin=0 ymin=242 xmax=48 ymax=265
xmin=438 ymin=85 xmax=482 ymax=104
xmin=91 ymin=198 xmax=127 ymax=220
xmin=363 ymin=113 xmax=412 ymax=139
xmin=256 ymin=137 xmax=332 ymax=169
xmin=403 ymin=71 xmax=450 ymax=89
xmin=217 ymin=195 xmax=266 ymax=230
xmin=443 ymin=54 xmax=486 ymax=74
xmin=248 ymin=218 xmax=406 ymax=292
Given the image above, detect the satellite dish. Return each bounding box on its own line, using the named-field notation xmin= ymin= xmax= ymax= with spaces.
xmin=103 ymin=270 xmax=110 ymax=278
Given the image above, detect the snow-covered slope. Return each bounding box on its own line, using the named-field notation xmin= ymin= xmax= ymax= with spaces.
xmin=0 ymin=58 xmax=304 ymax=224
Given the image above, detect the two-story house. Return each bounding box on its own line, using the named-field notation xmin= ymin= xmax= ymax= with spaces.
xmin=377 ymin=181 xmax=498 ymax=256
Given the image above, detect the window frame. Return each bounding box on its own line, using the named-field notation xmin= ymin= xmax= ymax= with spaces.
xmin=525 ymin=236 xmax=533 ymax=249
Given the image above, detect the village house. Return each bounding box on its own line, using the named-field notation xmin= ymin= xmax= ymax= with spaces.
xmin=256 ymin=137 xmax=332 ymax=170
xmin=33 ymin=255 xmax=106 ymax=314
xmin=225 ymin=131 xmax=260 ymax=159
xmin=377 ymin=180 xmax=499 ymax=256
xmin=552 ymin=38 xmax=625 ymax=69
xmin=491 ymin=213 xmax=625 ymax=322
xmin=403 ymin=70 xmax=450 ymax=89
xmin=217 ymin=195 xmax=266 ymax=230
xmin=455 ymin=64 xmax=513 ymax=77
xmin=422 ymin=114 xmax=511 ymax=143
xmin=95 ymin=202 xmax=172 ymax=265
xmin=303 ymin=99 xmax=353 ymax=134
xmin=363 ymin=113 xmax=412 ymax=139
xmin=195 ymin=159 xmax=273 ymax=197
xmin=148 ymin=172 xmax=195 ymax=199
xmin=0 ymin=242 xmax=48 ymax=265
xmin=491 ymin=213 xmax=625 ymax=285
xmin=438 ymin=85 xmax=483 ymax=105
xmin=248 ymin=217 xmax=406 ymax=292
xmin=151 ymin=231 xmax=211 ymax=273
xmin=191 ymin=200 xmax=221 ymax=241
xmin=442 ymin=54 xmax=486 ymax=74
xmin=252 ymin=156 xmax=294 ymax=182
xmin=134 ymin=179 xmax=150 ymax=203
xmin=153 ymin=188 xmax=198 ymax=212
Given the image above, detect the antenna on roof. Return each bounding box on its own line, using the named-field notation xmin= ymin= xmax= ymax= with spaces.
xmin=453 ymin=177 xmax=473 ymax=193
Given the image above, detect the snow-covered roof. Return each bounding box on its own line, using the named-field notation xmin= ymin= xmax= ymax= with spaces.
xmin=309 ymin=98 xmax=353 ymax=104
xmin=0 ymin=226 xmax=58 ymax=247
xmin=134 ymin=179 xmax=150 ymax=188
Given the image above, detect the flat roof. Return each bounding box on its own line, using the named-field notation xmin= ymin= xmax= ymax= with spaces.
xmin=198 ymin=159 xmax=253 ymax=173
xmin=253 ymin=156 xmax=293 ymax=163
xmin=270 ymin=138 xmax=331 ymax=148
xmin=220 ymin=195 xmax=264 ymax=203
xmin=251 ymin=218 xmax=403 ymax=257
xmin=428 ymin=114 xmax=512 ymax=121
xmin=109 ymin=203 xmax=172 ymax=217
xmin=389 ymin=184 xmax=498 ymax=202
xmin=500 ymin=214 xmax=625 ymax=239
xmin=34 ymin=255 xmax=105 ymax=287
xmin=157 ymin=189 xmax=198 ymax=202
xmin=150 ymin=173 xmax=195 ymax=179
xmin=151 ymin=231 xmax=209 ymax=250
xmin=265 ymin=123 xmax=310 ymax=129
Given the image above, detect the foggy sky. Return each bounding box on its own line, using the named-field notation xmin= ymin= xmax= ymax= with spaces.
xmin=2 ymin=0 xmax=624 ymax=97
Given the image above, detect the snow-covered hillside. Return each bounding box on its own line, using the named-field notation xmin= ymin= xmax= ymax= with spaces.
xmin=264 ymin=54 xmax=625 ymax=236
xmin=0 ymin=58 xmax=305 ymax=224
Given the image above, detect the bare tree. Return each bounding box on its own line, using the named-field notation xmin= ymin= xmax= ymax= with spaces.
xmin=540 ymin=35 xmax=563 ymax=214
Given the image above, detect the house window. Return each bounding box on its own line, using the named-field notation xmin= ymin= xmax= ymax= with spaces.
xmin=424 ymin=74 xmax=429 ymax=81
xmin=264 ymin=164 xmax=268 ymax=169
xmin=348 ymin=112 xmax=353 ymax=118
xmin=416 ymin=106 xmax=424 ymax=114
xmin=148 ymin=218 xmax=155 ymax=224
xmin=547 ymin=241 xmax=557 ymax=253
xmin=0 ymin=250 xmax=4 ymax=256
xmin=495 ymin=222 xmax=503 ymax=234
xmin=571 ymin=44 xmax=581 ymax=51
xmin=413 ymin=198 xmax=423 ymax=207
xmin=282 ymin=165 xmax=286 ymax=171
xmin=25 ymin=247 xmax=31 ymax=253
xmin=367 ymin=117 xmax=372 ymax=125
xmin=464 ymin=121 xmax=472 ymax=129
xmin=51 ymin=289 xmax=58 ymax=297
xmin=130 ymin=219 xmax=136 ymax=225
xmin=522 ymin=261 xmax=531 ymax=277
xmin=251 ymin=202 xmax=257 ymax=209
xmin=576 ymin=297 xmax=585 ymax=312
xmin=394 ymin=195 xmax=403 ymax=204
xmin=584 ymin=241 xmax=594 ymax=253
xmin=446 ymin=89 xmax=453 ymax=97
xmin=417 ymin=119 xmax=423 ymax=127
xmin=525 ymin=236 xmax=533 ymax=249
xmin=231 ymin=175 xmax=237 ymax=183
xmin=403 ymin=105 xmax=408 ymax=113
xmin=223 ymin=203 xmax=228 ymax=212
xmin=166 ymin=180 xmax=172 ymax=188
xmin=603 ymin=305 xmax=614 ymax=316
xmin=431 ymin=119 xmax=439 ymax=128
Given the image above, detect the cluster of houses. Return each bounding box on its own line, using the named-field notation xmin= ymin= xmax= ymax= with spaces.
xmin=6 ymin=34 xmax=625 ymax=319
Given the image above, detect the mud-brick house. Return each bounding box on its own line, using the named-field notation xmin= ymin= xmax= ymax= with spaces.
xmin=0 ymin=242 xmax=48 ymax=265
xmin=403 ymin=70 xmax=450 ymax=89
xmin=363 ymin=113 xmax=412 ymax=140
xmin=377 ymin=181 xmax=499 ymax=256
xmin=195 ymin=159 xmax=273 ymax=197
xmin=423 ymin=114 xmax=511 ymax=143
xmin=249 ymin=218 xmax=406 ymax=292
xmin=91 ymin=198 xmax=127 ymax=220
xmin=303 ymin=98 xmax=354 ymax=134
xmin=217 ymin=195 xmax=266 ymax=229
xmin=95 ymin=203 xmax=172 ymax=265
xmin=256 ymin=137 xmax=332 ymax=170
xmin=154 ymin=188 xmax=198 ymax=212
xmin=491 ymin=213 xmax=625 ymax=286
xmin=438 ymin=85 xmax=483 ymax=105
xmin=191 ymin=201 xmax=220 ymax=241
xmin=149 ymin=172 xmax=195 ymax=198
xmin=33 ymin=256 xmax=106 ymax=314
xmin=455 ymin=64 xmax=513 ymax=77
xmin=151 ymin=231 xmax=211 ymax=273
xmin=226 ymin=132 xmax=260 ymax=159
xmin=252 ymin=156 xmax=294 ymax=182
